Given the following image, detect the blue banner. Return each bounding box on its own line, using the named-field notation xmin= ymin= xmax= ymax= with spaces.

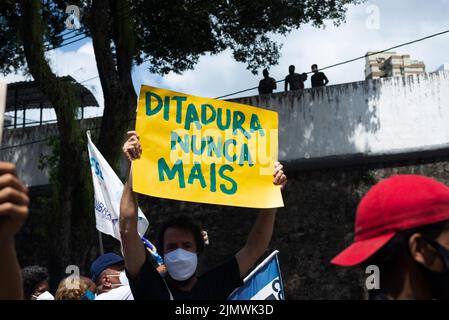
xmin=229 ymin=250 xmax=284 ymax=300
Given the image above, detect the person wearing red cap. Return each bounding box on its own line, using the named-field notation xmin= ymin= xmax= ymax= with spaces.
xmin=332 ymin=174 xmax=449 ymax=300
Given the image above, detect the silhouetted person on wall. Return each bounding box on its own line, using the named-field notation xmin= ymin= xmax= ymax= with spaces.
xmin=284 ymin=65 xmax=307 ymax=92
xmin=258 ymin=69 xmax=277 ymax=94
xmin=311 ymin=64 xmax=329 ymax=88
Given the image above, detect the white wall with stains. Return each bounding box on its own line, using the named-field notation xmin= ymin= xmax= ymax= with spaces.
xmin=233 ymin=71 xmax=449 ymax=164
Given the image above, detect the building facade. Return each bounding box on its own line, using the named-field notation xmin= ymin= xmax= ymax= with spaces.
xmin=365 ymin=51 xmax=426 ymax=80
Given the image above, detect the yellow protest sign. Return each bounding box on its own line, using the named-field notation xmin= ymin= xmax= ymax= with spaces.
xmin=133 ymin=85 xmax=283 ymax=208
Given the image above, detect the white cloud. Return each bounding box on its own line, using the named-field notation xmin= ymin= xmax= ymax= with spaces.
xmin=0 ymin=41 xmax=102 ymax=121
xmin=132 ymin=50 xmax=258 ymax=98
xmin=77 ymin=42 xmax=95 ymax=56
xmin=0 ymin=69 xmax=32 ymax=84
xmin=47 ymin=42 xmax=103 ymax=117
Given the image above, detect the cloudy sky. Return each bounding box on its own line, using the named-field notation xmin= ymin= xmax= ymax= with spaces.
xmin=2 ymin=0 xmax=449 ymax=121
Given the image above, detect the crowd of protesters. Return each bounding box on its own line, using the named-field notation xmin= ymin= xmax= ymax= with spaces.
xmin=2 ymin=129 xmax=449 ymax=300
xmin=258 ymin=64 xmax=329 ymax=95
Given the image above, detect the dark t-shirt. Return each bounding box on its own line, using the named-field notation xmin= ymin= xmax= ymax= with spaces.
xmin=127 ymin=252 xmax=243 ymax=300
xmin=285 ymin=73 xmax=305 ymax=90
xmin=311 ymin=72 xmax=328 ymax=88
xmin=258 ymin=77 xmax=276 ymax=94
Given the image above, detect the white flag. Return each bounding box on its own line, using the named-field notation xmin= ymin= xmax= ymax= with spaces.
xmin=87 ymin=131 xmax=149 ymax=240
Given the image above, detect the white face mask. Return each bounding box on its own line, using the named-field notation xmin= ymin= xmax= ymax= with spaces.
xmin=33 ymin=291 xmax=55 ymax=300
xmin=119 ymin=271 xmax=129 ymax=286
xmin=164 ymin=248 xmax=198 ymax=281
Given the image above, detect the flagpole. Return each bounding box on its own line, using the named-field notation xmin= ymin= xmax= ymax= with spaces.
xmin=98 ymin=231 xmax=104 ymax=255
xmin=275 ymin=251 xmax=286 ymax=300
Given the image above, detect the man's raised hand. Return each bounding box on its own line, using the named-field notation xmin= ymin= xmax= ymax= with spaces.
xmin=123 ymin=131 xmax=142 ymax=162
xmin=0 ymin=162 xmax=29 ymax=242
xmin=273 ymin=161 xmax=287 ymax=191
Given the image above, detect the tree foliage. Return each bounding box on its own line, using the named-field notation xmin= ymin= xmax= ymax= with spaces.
xmin=133 ymin=0 xmax=364 ymax=74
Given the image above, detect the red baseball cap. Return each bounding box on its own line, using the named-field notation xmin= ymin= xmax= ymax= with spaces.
xmin=331 ymin=175 xmax=449 ymax=267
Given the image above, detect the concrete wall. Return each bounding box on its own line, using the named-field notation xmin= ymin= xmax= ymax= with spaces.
xmin=1 ymin=118 xmax=101 ymax=187
xmin=2 ymin=124 xmax=54 ymax=186
xmin=232 ymin=71 xmax=449 ymax=169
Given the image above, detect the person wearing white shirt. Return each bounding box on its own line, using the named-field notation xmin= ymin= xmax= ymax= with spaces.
xmin=90 ymin=252 xmax=134 ymax=300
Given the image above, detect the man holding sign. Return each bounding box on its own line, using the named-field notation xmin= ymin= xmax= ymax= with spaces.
xmin=119 ymin=85 xmax=286 ymax=300
xmin=120 ymin=131 xmax=286 ymax=300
